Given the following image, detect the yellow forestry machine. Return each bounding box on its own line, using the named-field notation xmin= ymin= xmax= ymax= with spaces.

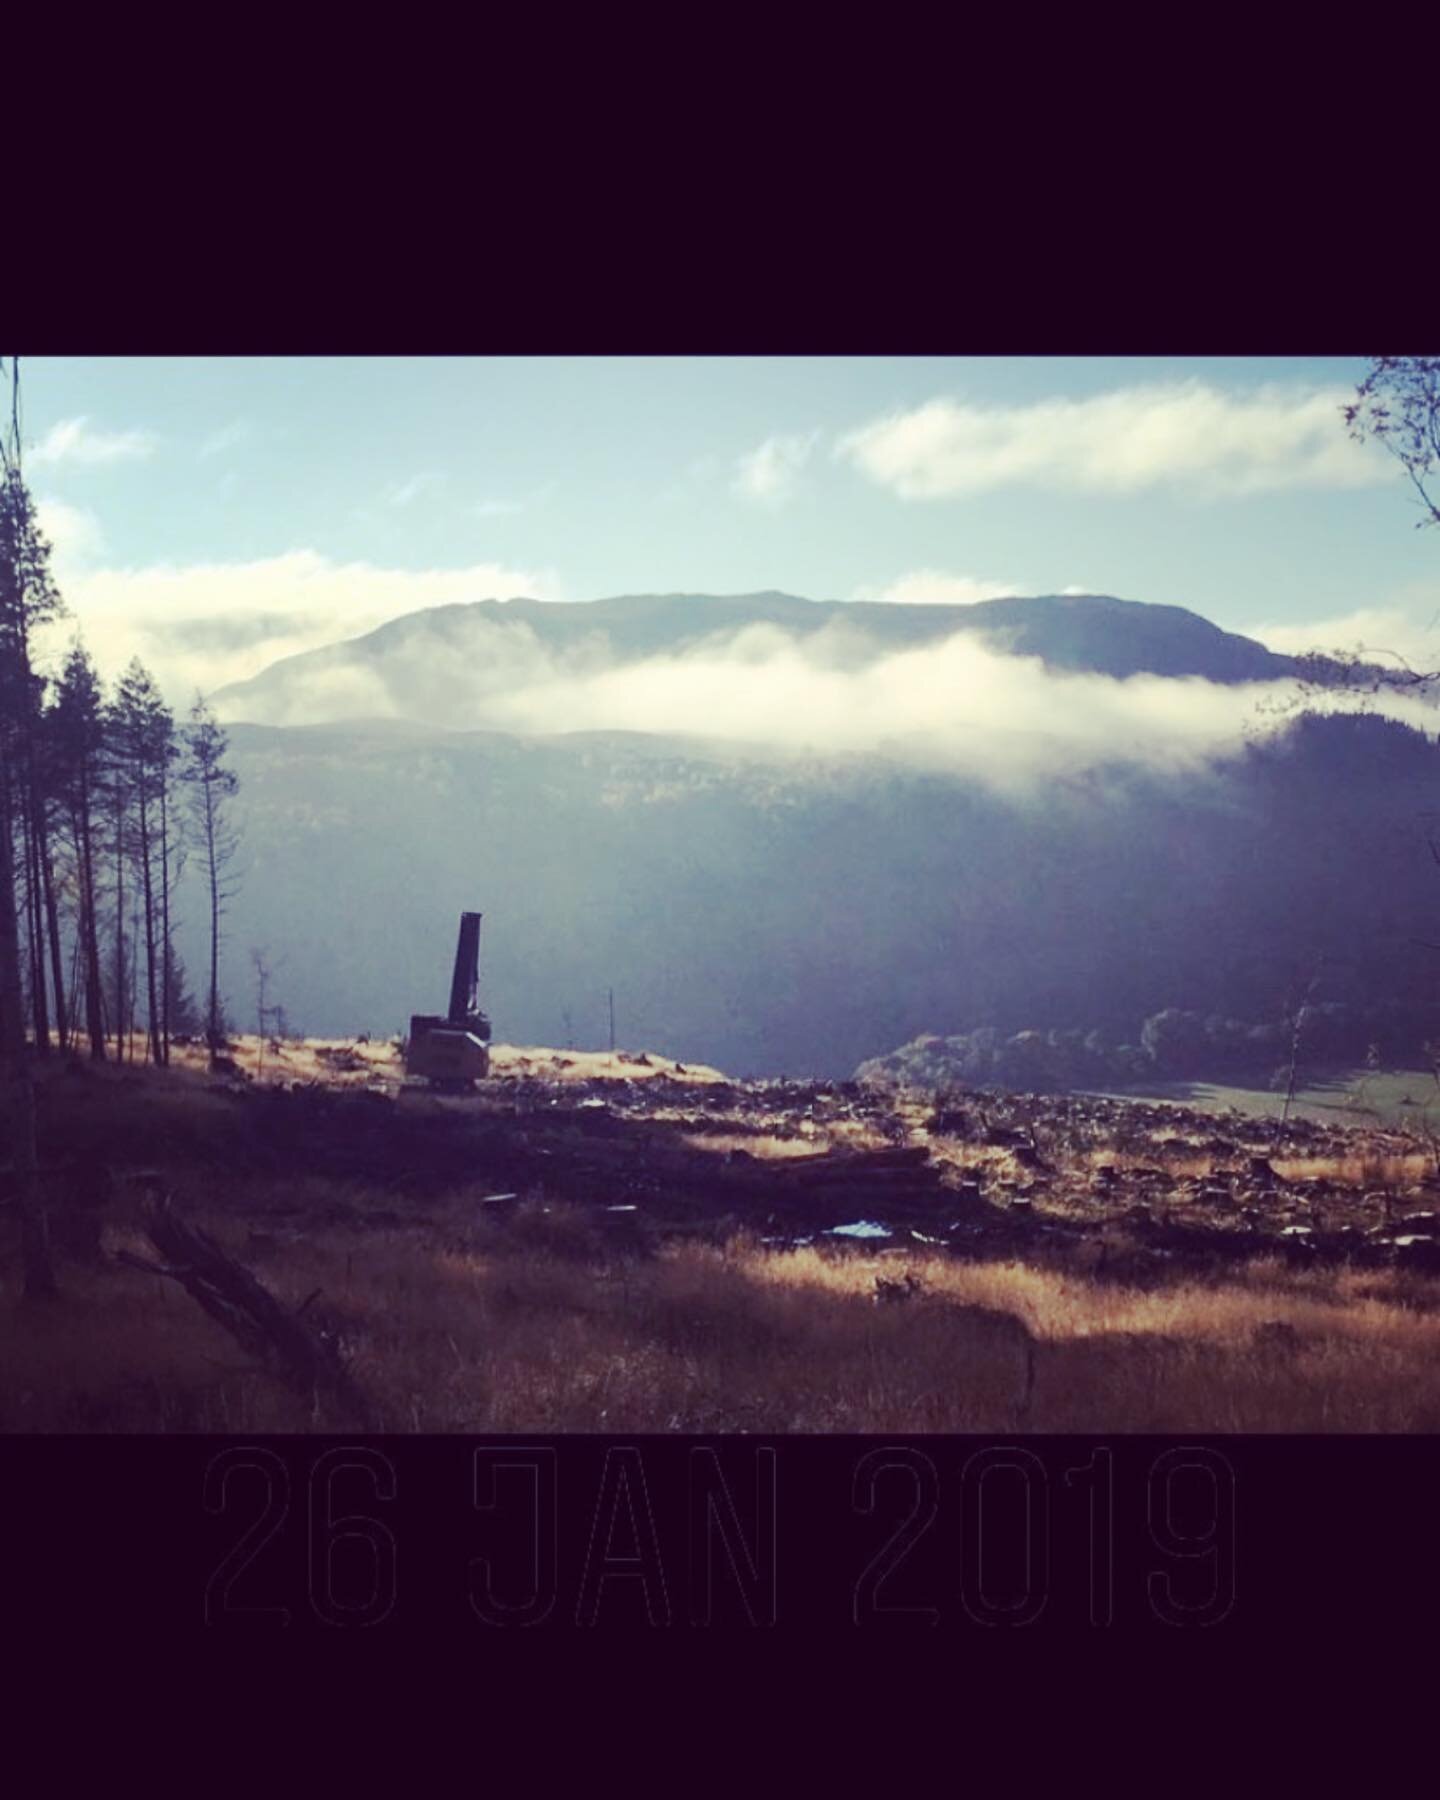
xmin=405 ymin=911 xmax=492 ymax=1087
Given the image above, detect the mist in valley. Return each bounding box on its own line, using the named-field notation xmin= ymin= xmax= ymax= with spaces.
xmin=169 ymin=598 xmax=1440 ymax=1083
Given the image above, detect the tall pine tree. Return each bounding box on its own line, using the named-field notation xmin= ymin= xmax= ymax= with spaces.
xmin=182 ymin=695 xmax=239 ymax=1063
xmin=49 ymin=641 xmax=109 ymax=1059
xmin=113 ymin=660 xmax=175 ymax=1064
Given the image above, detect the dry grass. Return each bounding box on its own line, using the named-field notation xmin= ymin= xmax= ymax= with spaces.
xmin=168 ymin=1034 xmax=401 ymax=1088
xmin=1270 ymin=1152 xmax=1431 ymax=1189
xmin=491 ymin=1046 xmax=726 ymax=1085
xmin=1079 ymin=1144 xmax=1217 ymax=1179
xmin=1066 ymin=1140 xmax=1434 ymax=1192
xmin=11 ymin=1048 xmax=1440 ymax=1435
xmin=8 ymin=1186 xmax=1440 ymax=1434
xmin=167 ymin=1034 xmax=727 ymax=1091
xmin=678 ymin=1133 xmax=837 ymax=1160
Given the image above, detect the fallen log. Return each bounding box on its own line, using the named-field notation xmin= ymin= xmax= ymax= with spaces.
xmin=784 ymin=1147 xmax=933 ymax=1188
xmin=116 ymin=1195 xmax=375 ymax=1428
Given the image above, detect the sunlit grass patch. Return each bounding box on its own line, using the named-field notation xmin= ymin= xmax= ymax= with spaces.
xmin=12 ymin=1141 xmax=1440 ymax=1433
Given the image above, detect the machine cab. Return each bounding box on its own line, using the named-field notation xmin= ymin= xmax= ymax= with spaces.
xmin=404 ymin=912 xmax=493 ymax=1086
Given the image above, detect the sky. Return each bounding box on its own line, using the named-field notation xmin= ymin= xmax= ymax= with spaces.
xmin=17 ymin=355 xmax=1440 ymax=707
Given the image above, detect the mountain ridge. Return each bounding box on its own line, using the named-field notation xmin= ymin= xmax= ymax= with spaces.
xmin=212 ymin=590 xmax=1299 ymax=728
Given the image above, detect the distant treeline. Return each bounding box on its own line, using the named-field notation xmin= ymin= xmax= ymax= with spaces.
xmin=857 ymin=997 xmax=1440 ymax=1094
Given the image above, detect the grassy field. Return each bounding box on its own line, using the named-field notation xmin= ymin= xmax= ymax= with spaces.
xmin=10 ymin=1193 xmax=1440 ymax=1433
xmin=5 ymin=1044 xmax=1440 ymax=1433
xmin=1097 ymin=1068 xmax=1440 ymax=1132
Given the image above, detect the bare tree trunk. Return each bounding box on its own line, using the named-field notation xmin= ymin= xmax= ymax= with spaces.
xmin=0 ymin=764 xmax=54 ymax=1297
xmin=138 ymin=779 xmax=160 ymax=1066
xmin=1272 ymin=959 xmax=1325 ymax=1154
xmin=39 ymin=800 xmax=67 ymax=1052
xmin=75 ymin=785 xmax=105 ymax=1059
xmin=129 ymin=900 xmax=141 ymax=1063
xmin=21 ymin=790 xmax=49 ymax=1053
xmin=42 ymin=870 xmax=66 ymax=1051
xmin=66 ymin=917 xmax=82 ymax=1038
xmin=205 ymin=788 xmax=221 ymax=1059
xmin=158 ymin=779 xmax=171 ymax=1066
xmin=113 ymin=790 xmax=125 ymax=1062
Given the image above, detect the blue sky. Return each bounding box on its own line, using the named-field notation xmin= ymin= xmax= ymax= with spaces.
xmin=18 ymin=355 xmax=1440 ymax=705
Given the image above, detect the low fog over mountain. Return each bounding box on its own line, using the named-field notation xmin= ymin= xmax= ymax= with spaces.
xmin=212 ymin=589 xmax=1299 ymax=736
xmin=174 ymin=593 xmax=1440 ymax=1079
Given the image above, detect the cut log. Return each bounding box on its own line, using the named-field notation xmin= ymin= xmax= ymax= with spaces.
xmin=117 ymin=1196 xmax=375 ymax=1427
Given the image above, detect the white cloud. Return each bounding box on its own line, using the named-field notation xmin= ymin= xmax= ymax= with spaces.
xmin=386 ymin=472 xmax=445 ymax=507
xmin=836 ymin=381 xmax=1386 ymax=501
xmin=733 ymin=431 xmax=820 ymax=506
xmin=472 ymin=630 xmax=1281 ymax=777
xmin=31 ymin=415 xmax=157 ymax=466
xmin=35 ymin=497 xmax=105 ymax=568
xmin=854 ymin=571 xmax=1024 ymax=606
xmin=36 ymin=550 xmax=560 ymax=704
xmin=1248 ymin=605 xmax=1440 ymax=673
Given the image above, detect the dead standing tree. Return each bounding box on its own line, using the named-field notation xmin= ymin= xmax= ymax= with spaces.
xmin=251 ymin=945 xmax=285 ymax=1079
xmin=1271 ymin=958 xmax=1325 ymax=1154
xmin=182 ymin=695 xmax=239 ymax=1068
xmin=113 ymin=660 xmax=176 ymax=1065
xmin=155 ymin=694 xmax=182 ymax=1064
xmin=99 ymin=690 xmax=134 ymax=1059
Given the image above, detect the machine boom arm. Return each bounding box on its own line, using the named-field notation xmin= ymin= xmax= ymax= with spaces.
xmin=447 ymin=912 xmax=482 ymax=1024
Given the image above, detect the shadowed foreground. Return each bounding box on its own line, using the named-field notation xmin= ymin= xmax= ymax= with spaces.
xmin=8 ymin=1213 xmax=1440 ymax=1432
xmin=7 ymin=1048 xmax=1440 ymax=1432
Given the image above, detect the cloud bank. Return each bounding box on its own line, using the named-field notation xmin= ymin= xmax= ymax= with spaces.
xmin=837 ymin=380 xmax=1386 ymax=500
xmin=206 ymin=609 xmax=1422 ymax=788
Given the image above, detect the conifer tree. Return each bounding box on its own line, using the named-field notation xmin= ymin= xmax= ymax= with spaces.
xmin=49 ymin=641 xmax=109 ymax=1059
xmin=114 ymin=659 xmax=175 ymax=1063
xmin=182 ymin=695 xmax=240 ymax=1063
